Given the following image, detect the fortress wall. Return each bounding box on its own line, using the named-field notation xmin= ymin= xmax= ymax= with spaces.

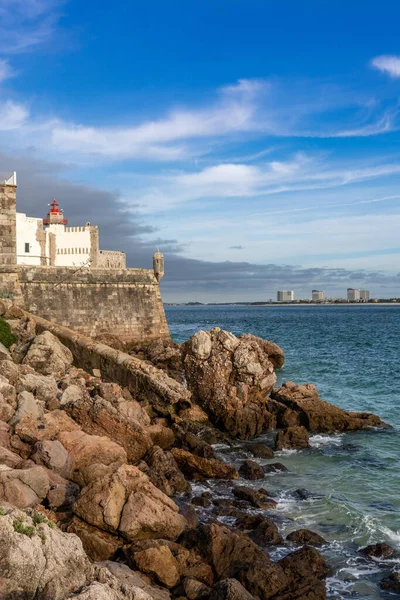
xmin=2 ymin=266 xmax=170 ymax=343
xmin=0 ymin=184 xmax=17 ymax=266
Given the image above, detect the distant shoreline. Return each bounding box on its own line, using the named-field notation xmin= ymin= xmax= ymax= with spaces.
xmin=165 ymin=302 xmax=400 ymax=307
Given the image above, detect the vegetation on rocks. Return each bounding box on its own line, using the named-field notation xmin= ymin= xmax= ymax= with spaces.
xmin=0 ymin=316 xmax=16 ymax=348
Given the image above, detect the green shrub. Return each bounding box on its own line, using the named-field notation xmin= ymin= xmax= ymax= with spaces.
xmin=0 ymin=318 xmax=16 ymax=349
xmin=0 ymin=506 xmax=5 ymax=516
xmin=13 ymin=517 xmax=35 ymax=537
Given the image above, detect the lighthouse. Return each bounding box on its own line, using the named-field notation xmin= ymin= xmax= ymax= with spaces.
xmin=43 ymin=199 xmax=68 ymax=226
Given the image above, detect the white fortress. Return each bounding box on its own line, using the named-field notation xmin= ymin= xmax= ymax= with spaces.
xmin=16 ymin=194 xmax=126 ymax=269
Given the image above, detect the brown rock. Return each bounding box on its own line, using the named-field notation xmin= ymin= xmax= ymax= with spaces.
xmin=182 ymin=329 xmax=279 ymax=439
xmin=134 ymin=545 xmax=181 ymax=587
xmin=0 ymin=446 xmax=24 ymax=468
xmin=16 ymin=372 xmax=59 ymax=410
xmin=233 ymin=486 xmax=277 ymax=509
xmin=31 ymin=439 xmax=72 ymax=479
xmin=286 ymin=529 xmax=326 ymax=546
xmin=277 ymin=545 xmax=328 ymax=599
xmin=239 ymin=460 xmax=264 ymax=480
xmin=360 ymin=542 xmax=399 ymax=559
xmin=0 ymin=419 xmax=11 ymax=449
xmin=171 ymin=448 xmax=238 ymax=480
xmin=235 ymin=514 xmax=283 ymax=546
xmin=141 ymin=445 xmax=190 ymax=496
xmin=22 ymin=330 xmax=73 ymax=378
xmin=147 ymin=423 xmax=176 ymax=449
xmin=96 ymin=561 xmax=171 ymax=600
xmin=247 ymin=444 xmax=274 ymax=459
xmin=210 ymin=579 xmax=257 ymax=600
xmin=183 ymin=577 xmax=211 ymax=599
xmin=47 ymin=479 xmax=80 ymax=510
xmin=275 ymin=426 xmax=310 ymax=450
xmin=0 ymin=375 xmax=17 ymax=408
xmin=73 ymin=464 xmax=187 ymax=541
xmin=240 ymin=333 xmax=285 ymax=369
xmin=381 ymin=570 xmax=400 ymax=593
xmin=58 ymin=430 xmax=127 ymax=486
xmin=0 ymin=465 xmax=50 ymax=508
xmin=62 ymin=394 xmax=152 ymax=464
xmin=68 ymin=516 xmax=122 ymax=561
xmin=271 ymin=381 xmax=385 ymax=433
xmin=15 ymin=410 xmax=80 ymax=443
xmin=187 ymin=523 xmax=288 ymax=599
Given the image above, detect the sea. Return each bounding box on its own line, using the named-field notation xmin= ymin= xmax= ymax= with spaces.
xmin=165 ymin=304 xmax=400 ymax=599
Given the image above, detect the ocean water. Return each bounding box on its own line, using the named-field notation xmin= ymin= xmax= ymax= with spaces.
xmin=165 ymin=305 xmax=400 ymax=599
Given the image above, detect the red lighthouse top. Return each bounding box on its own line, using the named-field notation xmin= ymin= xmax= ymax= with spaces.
xmin=43 ymin=199 xmax=68 ymax=226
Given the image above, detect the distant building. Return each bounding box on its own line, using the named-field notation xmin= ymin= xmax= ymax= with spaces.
xmin=360 ymin=290 xmax=370 ymax=302
xmin=312 ymin=290 xmax=324 ymax=302
xmin=347 ymin=288 xmax=360 ymax=302
xmin=277 ymin=290 xmax=294 ymax=302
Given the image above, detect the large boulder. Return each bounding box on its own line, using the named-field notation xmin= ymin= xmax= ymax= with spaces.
xmin=96 ymin=561 xmax=171 ymax=600
xmin=182 ymin=328 xmax=282 ymax=439
xmin=0 ymin=465 xmax=50 ymax=508
xmin=31 ymin=439 xmax=72 ymax=479
xmin=171 ymin=448 xmax=238 ymax=480
xmin=63 ymin=394 xmax=152 ymax=464
xmin=210 ymin=579 xmax=257 ymax=600
xmin=73 ymin=464 xmax=187 ymax=541
xmin=16 ymin=410 xmax=80 ymax=443
xmin=270 ymin=381 xmax=385 ymax=433
xmin=16 ymin=371 xmax=59 ymax=409
xmin=140 ymin=445 xmax=190 ymax=496
xmin=9 ymin=390 xmax=44 ymax=427
xmin=0 ymin=507 xmax=94 ymax=599
xmin=68 ymin=516 xmax=123 ymax=561
xmin=275 ymin=425 xmax=310 ymax=450
xmin=57 ymin=430 xmax=127 ymax=486
xmin=22 ymin=330 xmax=73 ymax=378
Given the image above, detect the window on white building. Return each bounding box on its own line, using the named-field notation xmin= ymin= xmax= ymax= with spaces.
xmin=25 ymin=243 xmax=30 ymax=253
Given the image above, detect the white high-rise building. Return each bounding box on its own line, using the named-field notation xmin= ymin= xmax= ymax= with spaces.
xmin=277 ymin=290 xmax=294 ymax=302
xmin=360 ymin=290 xmax=370 ymax=302
xmin=347 ymin=288 xmax=360 ymax=302
xmin=312 ymin=290 xmax=324 ymax=302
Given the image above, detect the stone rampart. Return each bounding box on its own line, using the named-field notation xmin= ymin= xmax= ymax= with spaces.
xmin=27 ymin=311 xmax=190 ymax=410
xmin=0 ymin=265 xmax=170 ymax=343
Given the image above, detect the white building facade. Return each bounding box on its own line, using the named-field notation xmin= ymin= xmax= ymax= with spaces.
xmin=312 ymin=290 xmax=324 ymax=302
xmin=347 ymin=288 xmax=360 ymax=302
xmin=360 ymin=290 xmax=370 ymax=302
xmin=16 ymin=200 xmax=126 ymax=269
xmin=277 ymin=290 xmax=294 ymax=302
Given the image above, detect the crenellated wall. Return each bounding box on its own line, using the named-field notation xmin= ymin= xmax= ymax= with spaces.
xmin=0 ymin=265 xmax=170 ymax=343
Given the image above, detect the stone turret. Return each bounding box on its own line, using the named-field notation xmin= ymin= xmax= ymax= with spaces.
xmin=153 ymin=250 xmax=164 ymax=283
xmin=0 ymin=172 xmax=17 ymax=265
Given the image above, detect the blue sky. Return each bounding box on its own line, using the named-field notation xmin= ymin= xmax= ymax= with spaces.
xmin=1 ymin=0 xmax=400 ymax=301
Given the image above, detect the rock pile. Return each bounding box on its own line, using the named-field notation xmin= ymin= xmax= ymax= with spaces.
xmin=0 ymin=304 xmax=389 ymax=599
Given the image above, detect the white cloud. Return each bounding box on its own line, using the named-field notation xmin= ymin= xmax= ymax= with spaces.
xmin=371 ymin=55 xmax=400 ymax=78
xmin=0 ymin=59 xmax=13 ymax=83
xmin=0 ymin=101 xmax=29 ymax=130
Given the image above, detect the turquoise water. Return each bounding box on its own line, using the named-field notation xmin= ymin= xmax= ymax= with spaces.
xmin=165 ymin=305 xmax=400 ymax=599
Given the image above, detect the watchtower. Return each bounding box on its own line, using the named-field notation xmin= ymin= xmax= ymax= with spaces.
xmin=0 ymin=172 xmax=17 ymax=265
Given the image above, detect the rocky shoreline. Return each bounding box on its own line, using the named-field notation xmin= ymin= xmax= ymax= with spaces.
xmin=0 ymin=301 xmax=397 ymax=599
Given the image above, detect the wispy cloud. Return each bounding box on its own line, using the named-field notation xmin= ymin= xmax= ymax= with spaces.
xmin=371 ymin=55 xmax=400 ymax=79
xmin=0 ymin=0 xmax=65 ymax=54
xmin=0 ymin=58 xmax=13 ymax=83
xmin=0 ymin=101 xmax=29 ymax=130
